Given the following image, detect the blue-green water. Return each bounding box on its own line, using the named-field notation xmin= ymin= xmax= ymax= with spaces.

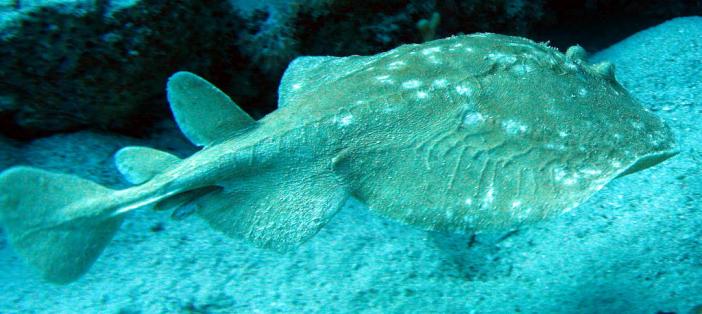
xmin=0 ymin=3 xmax=700 ymax=313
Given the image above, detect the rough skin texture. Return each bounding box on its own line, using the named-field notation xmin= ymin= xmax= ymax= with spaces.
xmin=279 ymin=33 xmax=676 ymax=231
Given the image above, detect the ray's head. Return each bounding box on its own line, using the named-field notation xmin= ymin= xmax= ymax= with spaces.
xmin=392 ymin=34 xmax=679 ymax=229
xmin=573 ymin=54 xmax=679 ymax=177
xmin=298 ymin=33 xmax=679 ymax=233
xmin=565 ymin=45 xmax=678 ymax=177
xmin=469 ymin=38 xmax=679 ymax=181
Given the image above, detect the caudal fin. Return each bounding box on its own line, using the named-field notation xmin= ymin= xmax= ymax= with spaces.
xmin=0 ymin=166 xmax=124 ymax=284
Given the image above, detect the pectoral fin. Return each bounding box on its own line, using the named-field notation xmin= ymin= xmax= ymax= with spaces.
xmin=195 ymin=170 xmax=348 ymax=250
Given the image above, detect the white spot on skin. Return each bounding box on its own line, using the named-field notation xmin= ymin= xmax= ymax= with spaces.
xmin=563 ymin=177 xmax=577 ymax=186
xmin=544 ymin=143 xmax=566 ymax=151
xmin=524 ymin=206 xmax=533 ymax=216
xmin=611 ymin=160 xmax=623 ymax=168
xmin=545 ymin=106 xmax=562 ymax=117
xmin=507 ymin=42 xmax=534 ymax=49
xmin=337 ymin=114 xmax=353 ymax=127
xmin=402 ymin=80 xmax=422 ymax=89
xmin=416 ymin=91 xmax=429 ymax=99
xmin=422 ymin=46 xmax=441 ymax=55
xmin=484 ymin=187 xmax=495 ymax=206
xmin=501 ymin=119 xmax=528 ymax=135
xmin=452 ymin=43 xmax=463 ymax=48
xmin=564 ymin=61 xmax=578 ymax=71
xmin=375 ymin=75 xmax=394 ymax=84
xmin=455 ymin=85 xmax=474 ymax=96
xmin=578 ymin=87 xmax=589 ymax=97
xmin=554 ymin=168 xmax=580 ymax=186
xmin=387 ymin=60 xmax=406 ymax=70
xmin=291 ymin=83 xmax=302 ymax=90
xmin=464 ymin=47 xmax=474 ymax=53
xmin=511 ymin=200 xmax=522 ymax=208
xmin=562 ymin=202 xmax=580 ymax=213
xmin=558 ymin=131 xmax=569 ymax=138
xmin=464 ymin=198 xmax=473 ymax=205
xmin=511 ymin=64 xmax=533 ymax=76
xmin=463 ymin=112 xmax=485 ymax=126
xmin=427 ymin=55 xmax=442 ymax=64
xmin=516 ymin=206 xmax=534 ymax=221
xmin=462 ymin=215 xmax=475 ymax=225
xmin=580 ymin=168 xmax=602 ymax=176
xmin=487 ymin=52 xmax=517 ymax=65
xmin=432 ymin=79 xmax=448 ymax=88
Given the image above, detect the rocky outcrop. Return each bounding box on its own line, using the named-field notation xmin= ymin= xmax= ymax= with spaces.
xmin=0 ymin=0 xmax=699 ymax=138
xmin=0 ymin=1 xmax=254 ymax=138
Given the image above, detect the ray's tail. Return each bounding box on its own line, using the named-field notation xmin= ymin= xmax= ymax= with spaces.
xmin=0 ymin=71 xmax=350 ymax=284
xmin=0 ymin=167 xmax=124 ymax=283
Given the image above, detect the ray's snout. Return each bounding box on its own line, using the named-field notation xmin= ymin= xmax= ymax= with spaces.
xmin=617 ymin=147 xmax=678 ymax=178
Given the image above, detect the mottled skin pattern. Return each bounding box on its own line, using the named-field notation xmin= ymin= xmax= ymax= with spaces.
xmin=0 ymin=33 xmax=677 ymax=283
xmin=276 ymin=33 xmax=677 ymax=232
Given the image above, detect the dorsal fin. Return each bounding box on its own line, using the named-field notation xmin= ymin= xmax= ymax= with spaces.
xmin=167 ymin=71 xmax=255 ymax=146
xmin=114 ymin=146 xmax=181 ymax=185
xmin=279 ymin=56 xmax=337 ymax=108
xmin=278 ymin=55 xmax=373 ymax=108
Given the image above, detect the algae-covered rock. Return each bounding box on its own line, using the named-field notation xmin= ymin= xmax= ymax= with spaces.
xmin=0 ymin=0 xmax=699 ymax=138
xmin=0 ymin=0 xmax=254 ymax=137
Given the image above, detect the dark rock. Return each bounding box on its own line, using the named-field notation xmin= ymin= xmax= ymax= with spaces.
xmin=0 ymin=0 xmax=268 ymax=138
xmin=0 ymin=135 xmax=19 ymax=169
xmin=0 ymin=0 xmax=699 ymax=138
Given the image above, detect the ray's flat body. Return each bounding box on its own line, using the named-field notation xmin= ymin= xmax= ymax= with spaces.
xmin=0 ymin=33 xmax=677 ymax=283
